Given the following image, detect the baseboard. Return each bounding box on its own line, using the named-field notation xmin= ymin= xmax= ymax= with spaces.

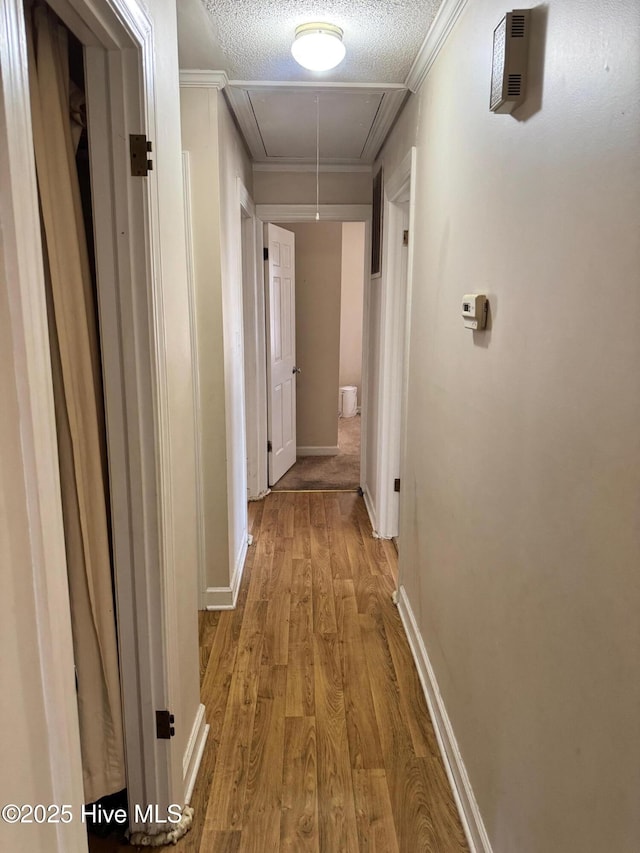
xmin=202 ymin=533 xmax=248 ymax=610
xmin=248 ymin=488 xmax=271 ymax=502
xmin=396 ymin=585 xmax=493 ymax=853
xmin=182 ymin=703 xmax=209 ymax=805
xmin=296 ymin=446 xmax=339 ymax=456
xmin=362 ymin=483 xmax=377 ymax=531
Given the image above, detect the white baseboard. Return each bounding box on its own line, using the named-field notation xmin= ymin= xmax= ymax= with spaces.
xmin=296 ymin=446 xmax=339 ymax=456
xmin=182 ymin=703 xmax=209 ymax=805
xmin=396 ymin=585 xmax=492 ymax=853
xmin=248 ymin=488 xmax=271 ymax=502
xmin=362 ymin=483 xmax=377 ymax=531
xmin=202 ymin=533 xmax=248 ymax=610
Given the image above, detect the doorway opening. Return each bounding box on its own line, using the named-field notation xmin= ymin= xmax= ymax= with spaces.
xmin=6 ymin=0 xmax=191 ymax=840
xmin=265 ymin=219 xmax=367 ymax=492
xmin=25 ymin=4 xmax=127 ymax=843
xmin=270 ymin=216 xmax=365 ymax=491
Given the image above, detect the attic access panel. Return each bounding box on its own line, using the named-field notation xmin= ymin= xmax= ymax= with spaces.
xmin=249 ymin=90 xmax=382 ymax=160
xmin=225 ymin=83 xmax=408 ymax=165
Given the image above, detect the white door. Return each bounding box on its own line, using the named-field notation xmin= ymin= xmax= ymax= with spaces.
xmin=265 ymin=223 xmax=297 ymax=485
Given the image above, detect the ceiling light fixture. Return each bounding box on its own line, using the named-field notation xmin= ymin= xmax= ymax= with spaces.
xmin=291 ymin=22 xmax=346 ymax=71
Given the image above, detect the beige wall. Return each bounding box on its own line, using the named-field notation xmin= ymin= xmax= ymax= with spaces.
xmin=378 ymin=0 xmax=640 ymax=850
xmin=253 ymin=169 xmax=371 ymax=205
xmin=180 ymin=88 xmax=230 ymax=591
xmin=217 ymin=94 xmax=253 ymax=580
xmin=282 ymin=222 xmax=342 ymax=449
xmin=181 ymin=88 xmax=253 ymax=594
xmin=339 ymin=222 xmax=365 ymax=397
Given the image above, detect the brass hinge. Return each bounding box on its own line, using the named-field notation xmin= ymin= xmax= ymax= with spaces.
xmin=156 ymin=710 xmax=175 ymax=739
xmin=130 ymin=134 xmax=153 ymax=177
xmin=402 ymin=230 xmax=409 ymax=247
xmin=394 ymin=478 xmax=401 ymax=492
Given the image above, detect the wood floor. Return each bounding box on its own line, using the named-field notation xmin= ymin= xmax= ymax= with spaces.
xmin=92 ymin=492 xmax=468 ymax=852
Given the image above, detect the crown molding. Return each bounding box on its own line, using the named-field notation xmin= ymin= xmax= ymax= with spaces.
xmin=405 ymin=0 xmax=470 ymax=93
xmin=179 ymin=69 xmax=229 ymax=89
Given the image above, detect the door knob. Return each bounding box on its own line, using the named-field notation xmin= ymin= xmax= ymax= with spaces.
xmin=292 ymin=366 xmax=301 ymax=374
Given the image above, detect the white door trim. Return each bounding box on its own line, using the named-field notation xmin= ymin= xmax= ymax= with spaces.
xmin=182 ymin=152 xmax=207 ymax=609
xmin=253 ymin=204 xmax=373 ymax=499
xmin=0 ymin=3 xmax=87 ymax=849
xmin=2 ymin=0 xmax=185 ymax=837
xmin=375 ymin=148 xmax=417 ymax=540
xmin=240 ymin=179 xmax=269 ymax=500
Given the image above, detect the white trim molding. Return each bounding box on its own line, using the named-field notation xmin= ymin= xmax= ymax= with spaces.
xmin=182 ymin=152 xmax=207 ymax=612
xmin=362 ymin=484 xmax=378 ymax=534
xmin=405 ymin=0 xmax=470 ymax=92
xmin=0 ymin=3 xmax=87 ymax=849
xmin=373 ymin=148 xmax=417 ymax=540
xmin=179 ymin=69 xmax=229 ymax=89
xmin=182 ymin=704 xmax=209 ymax=805
xmin=252 ymin=203 xmax=372 ymax=510
xmin=239 ymin=178 xmax=268 ymax=502
xmin=397 ymin=586 xmax=493 ymax=853
xmin=204 ymin=535 xmax=248 ymax=610
xmin=297 ymin=445 xmax=339 ymax=456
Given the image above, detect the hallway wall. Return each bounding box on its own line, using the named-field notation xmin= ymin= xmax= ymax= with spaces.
xmin=181 ymin=87 xmax=253 ymax=600
xmin=253 ymin=168 xmax=371 ymax=205
xmin=377 ymin=0 xmax=640 ymax=850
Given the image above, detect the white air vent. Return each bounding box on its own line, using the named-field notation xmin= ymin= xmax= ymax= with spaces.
xmin=490 ymin=9 xmax=531 ymax=114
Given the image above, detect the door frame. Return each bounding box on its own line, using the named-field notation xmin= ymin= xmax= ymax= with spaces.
xmin=253 ymin=204 xmax=372 ymax=494
xmin=241 ymin=180 xmax=269 ymax=501
xmin=1 ymin=0 xmax=184 ymax=838
xmin=374 ymin=148 xmax=417 ymax=540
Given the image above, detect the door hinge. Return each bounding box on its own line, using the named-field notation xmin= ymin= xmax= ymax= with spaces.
xmin=263 ymin=247 xmax=269 ymax=261
xmin=402 ymin=230 xmax=409 ymax=247
xmin=394 ymin=478 xmax=401 ymax=492
xmin=156 ymin=710 xmax=175 ymax=739
xmin=267 ymin=440 xmax=272 ymax=452
xmin=130 ymin=134 xmax=153 ymax=177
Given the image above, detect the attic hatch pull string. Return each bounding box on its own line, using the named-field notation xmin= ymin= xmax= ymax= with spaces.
xmin=315 ymin=95 xmax=320 ymax=221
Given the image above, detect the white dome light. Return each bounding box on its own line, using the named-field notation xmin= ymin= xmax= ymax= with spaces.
xmin=291 ymin=23 xmax=346 ymax=71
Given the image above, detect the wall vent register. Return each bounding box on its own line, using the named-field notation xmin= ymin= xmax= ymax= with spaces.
xmin=490 ymin=9 xmax=531 ymax=114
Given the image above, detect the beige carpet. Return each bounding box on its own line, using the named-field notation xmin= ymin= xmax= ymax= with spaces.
xmin=272 ymin=415 xmax=360 ymax=491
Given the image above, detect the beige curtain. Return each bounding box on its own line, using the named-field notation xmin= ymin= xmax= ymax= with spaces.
xmin=26 ymin=3 xmax=125 ymax=803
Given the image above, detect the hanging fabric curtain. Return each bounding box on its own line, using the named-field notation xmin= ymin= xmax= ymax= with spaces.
xmin=26 ymin=2 xmax=125 ymax=804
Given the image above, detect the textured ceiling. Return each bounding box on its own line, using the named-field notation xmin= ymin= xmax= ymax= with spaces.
xmin=195 ymin=0 xmax=443 ymax=84
xmin=177 ymin=0 xmax=443 ymax=165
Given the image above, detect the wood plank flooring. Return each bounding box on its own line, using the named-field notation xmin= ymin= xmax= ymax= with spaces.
xmin=89 ymin=492 xmax=468 ymax=852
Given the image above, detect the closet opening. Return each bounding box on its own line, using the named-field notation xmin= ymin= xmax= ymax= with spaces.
xmin=25 ymin=2 xmax=127 ymax=843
